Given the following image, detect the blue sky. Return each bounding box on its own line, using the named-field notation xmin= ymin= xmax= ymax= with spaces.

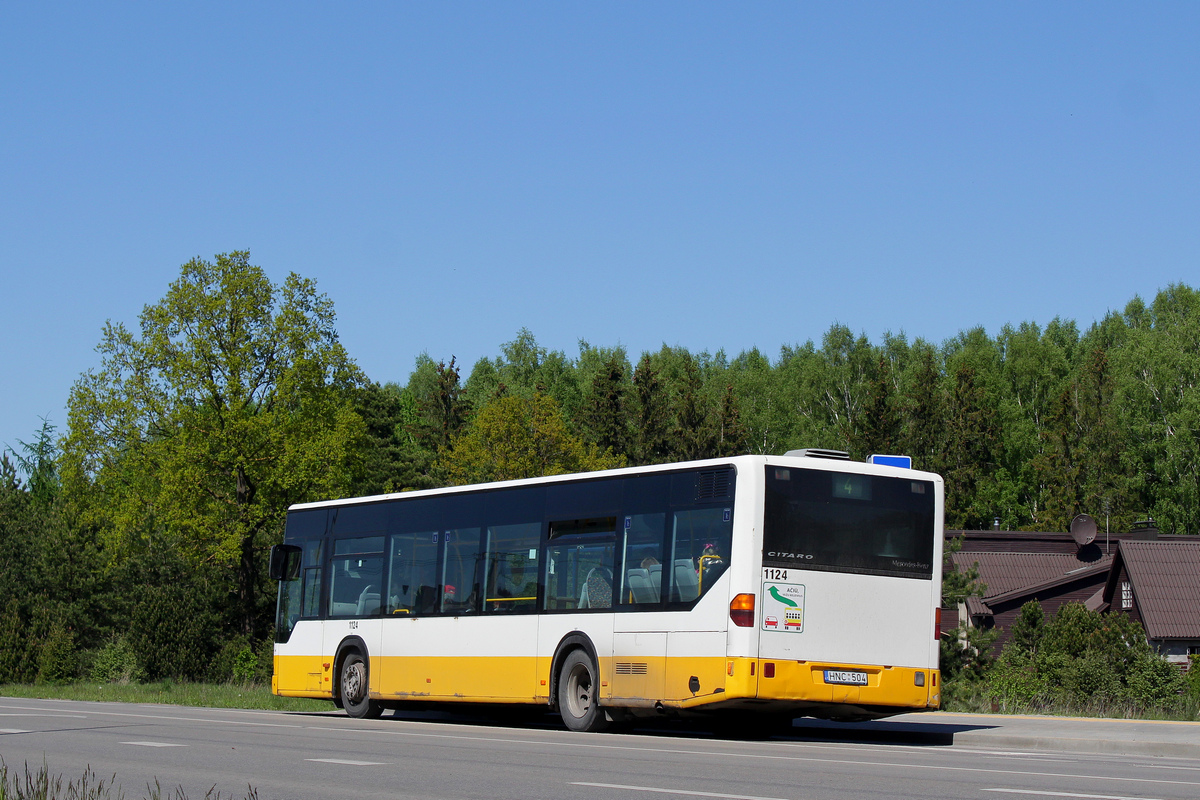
xmin=2 ymin=3 xmax=1197 ymax=459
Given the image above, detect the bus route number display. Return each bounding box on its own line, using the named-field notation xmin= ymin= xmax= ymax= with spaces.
xmin=762 ymin=569 xmax=805 ymax=633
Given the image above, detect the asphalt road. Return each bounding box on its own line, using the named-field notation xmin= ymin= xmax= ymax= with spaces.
xmin=2 ymin=698 xmax=1200 ymax=800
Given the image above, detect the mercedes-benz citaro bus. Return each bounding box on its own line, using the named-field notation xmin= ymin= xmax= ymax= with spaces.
xmin=269 ymin=450 xmax=943 ymax=731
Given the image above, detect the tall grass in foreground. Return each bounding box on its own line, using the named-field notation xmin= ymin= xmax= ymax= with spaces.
xmin=0 ymin=761 xmax=259 ymax=800
xmin=0 ymin=682 xmax=330 ymax=712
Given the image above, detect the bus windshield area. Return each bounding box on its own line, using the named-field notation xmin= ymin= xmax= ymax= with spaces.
xmin=762 ymin=466 xmax=935 ymax=579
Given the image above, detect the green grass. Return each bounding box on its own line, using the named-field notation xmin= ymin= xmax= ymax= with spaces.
xmin=0 ymin=682 xmax=332 ymax=713
xmin=941 ymin=680 xmax=1200 ymax=721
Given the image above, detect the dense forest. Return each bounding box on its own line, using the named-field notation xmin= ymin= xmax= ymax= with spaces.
xmin=2 ymin=252 xmax=1199 ymax=698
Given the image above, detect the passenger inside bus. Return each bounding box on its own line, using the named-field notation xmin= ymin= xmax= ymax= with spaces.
xmin=698 ymin=542 xmax=728 ymax=591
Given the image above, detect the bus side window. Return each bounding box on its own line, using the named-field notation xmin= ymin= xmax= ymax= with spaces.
xmin=544 ymin=517 xmax=616 ymax=611
xmin=328 ymin=536 xmax=384 ymax=617
xmin=388 ymin=531 xmax=438 ymax=615
xmin=484 ymin=522 xmax=540 ymax=614
xmin=300 ymin=539 xmax=325 ymax=619
xmin=618 ymin=513 xmax=666 ymax=606
xmin=441 ymin=527 xmax=482 ymax=614
xmin=669 ymin=508 xmax=732 ymax=602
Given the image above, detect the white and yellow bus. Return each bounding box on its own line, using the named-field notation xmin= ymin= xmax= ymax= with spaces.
xmin=270 ymin=451 xmax=943 ymax=730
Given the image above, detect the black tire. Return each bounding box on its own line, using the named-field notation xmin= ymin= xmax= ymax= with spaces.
xmin=557 ymin=649 xmax=609 ymax=732
xmin=339 ymin=652 xmax=383 ymax=719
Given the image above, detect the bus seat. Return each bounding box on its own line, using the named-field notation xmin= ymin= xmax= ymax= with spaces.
xmin=672 ymin=559 xmax=699 ymax=602
xmin=626 ymin=568 xmax=658 ymax=603
xmin=414 ymin=585 xmax=438 ymax=614
xmin=579 ymin=567 xmax=613 ymax=609
xmin=357 ymin=585 xmax=380 ymax=616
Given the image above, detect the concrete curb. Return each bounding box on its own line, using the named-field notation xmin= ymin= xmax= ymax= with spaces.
xmin=786 ymin=712 xmax=1200 ymax=759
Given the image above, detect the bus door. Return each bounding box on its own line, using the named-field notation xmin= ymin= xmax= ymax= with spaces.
xmin=612 ymin=511 xmax=668 ymax=703
xmin=538 ymin=517 xmax=618 ymax=697
xmin=324 ymin=534 xmax=385 ymax=693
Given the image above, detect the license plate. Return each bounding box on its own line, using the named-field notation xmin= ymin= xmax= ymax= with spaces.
xmin=824 ymin=670 xmax=868 ymax=686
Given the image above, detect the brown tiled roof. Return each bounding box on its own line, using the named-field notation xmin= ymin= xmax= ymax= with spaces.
xmin=1108 ymin=540 xmax=1200 ymax=640
xmin=965 ymin=595 xmax=992 ymax=617
xmin=951 ymin=551 xmax=1113 ymax=600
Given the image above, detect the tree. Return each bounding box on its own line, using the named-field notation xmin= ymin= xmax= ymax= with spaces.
xmin=671 ymin=353 xmax=716 ymax=461
xmin=61 ymin=252 xmax=364 ymax=636
xmin=714 ymin=384 xmax=748 ymax=457
xmin=899 ymin=343 xmax=945 ymax=473
xmin=727 ymin=347 xmax=784 ymax=455
xmin=631 ymin=355 xmax=672 ymax=465
xmin=409 ymin=356 xmax=471 ymax=453
xmin=850 ymin=356 xmax=900 ymax=459
xmin=940 ymin=536 xmax=995 ymax=685
xmin=464 ymin=329 xmax=581 ymax=417
xmin=579 ymin=353 xmax=631 ymax=457
xmin=438 ymin=394 xmax=625 ymax=485
xmin=350 ymin=382 xmax=432 ymax=495
xmin=943 ymin=360 xmax=1001 ymax=529
xmin=1113 ymin=285 xmax=1200 ymax=534
xmin=5 ymin=417 xmax=60 ymax=506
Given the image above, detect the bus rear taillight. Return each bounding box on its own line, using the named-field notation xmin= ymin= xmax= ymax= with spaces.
xmin=935 ymin=607 xmax=941 ymax=639
xmin=730 ymin=594 xmax=755 ymax=628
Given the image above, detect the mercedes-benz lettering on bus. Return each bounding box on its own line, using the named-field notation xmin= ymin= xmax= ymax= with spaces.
xmin=270 ymin=451 xmax=943 ymax=730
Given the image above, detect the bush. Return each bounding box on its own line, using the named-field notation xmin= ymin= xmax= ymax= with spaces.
xmin=0 ymin=597 xmax=34 ymax=683
xmin=232 ymin=646 xmax=258 ymax=684
xmin=984 ymin=600 xmax=1187 ymax=714
xmin=256 ymin=636 xmax=274 ymax=683
xmin=210 ymin=637 xmax=260 ymax=685
xmin=35 ymin=618 xmax=77 ymax=684
xmin=986 ymin=658 xmax=1048 ymax=707
xmin=89 ymin=637 xmax=142 ymax=684
xmin=1059 ymin=650 xmax=1123 ymax=701
xmin=128 ymin=582 xmax=220 ymax=682
xmin=1127 ymin=653 xmax=1185 ymax=705
xmin=1185 ymin=655 xmax=1200 ymax=701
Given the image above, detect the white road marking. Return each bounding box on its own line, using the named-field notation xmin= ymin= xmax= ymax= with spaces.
xmin=0 ymin=729 xmax=31 ymax=734
xmin=572 ymin=782 xmax=789 ymax=800
xmin=305 ymin=758 xmax=386 ymax=766
xmin=326 ymin=727 xmax=1200 ymax=791
xmin=0 ymin=713 xmax=87 ymax=718
xmin=984 ymin=790 xmax=1167 ymax=800
xmin=0 ymin=706 xmax=301 ymax=729
xmin=121 ymin=741 xmax=188 ymax=748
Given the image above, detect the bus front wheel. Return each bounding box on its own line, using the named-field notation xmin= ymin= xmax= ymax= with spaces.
xmin=557 ymin=650 xmax=609 ymax=732
xmin=339 ymin=652 xmax=383 ymax=719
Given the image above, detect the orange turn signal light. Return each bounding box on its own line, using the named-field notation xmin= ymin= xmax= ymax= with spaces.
xmin=730 ymin=593 xmax=755 ymax=628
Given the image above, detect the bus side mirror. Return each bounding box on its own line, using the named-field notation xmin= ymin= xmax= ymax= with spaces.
xmin=269 ymin=544 xmax=302 ymax=581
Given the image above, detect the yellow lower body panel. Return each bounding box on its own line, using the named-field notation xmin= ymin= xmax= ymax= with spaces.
xmin=376 ymin=654 xmax=542 ymax=702
xmin=275 ymin=653 xmax=938 ymax=713
xmin=274 ymin=654 xmax=334 ymax=698
xmin=756 ymin=659 xmax=938 ymax=709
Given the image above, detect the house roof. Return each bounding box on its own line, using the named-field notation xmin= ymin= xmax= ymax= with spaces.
xmin=1103 ymin=540 xmax=1200 ymax=640
xmin=951 ymin=551 xmax=1113 ymax=601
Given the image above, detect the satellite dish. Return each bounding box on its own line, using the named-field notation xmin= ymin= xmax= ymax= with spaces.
xmin=1070 ymin=513 xmax=1097 ymax=546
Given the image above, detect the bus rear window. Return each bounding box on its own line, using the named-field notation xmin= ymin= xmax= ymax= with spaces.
xmin=763 ymin=467 xmax=935 ymax=579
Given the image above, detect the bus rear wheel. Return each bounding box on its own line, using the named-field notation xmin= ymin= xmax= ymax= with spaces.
xmin=557 ymin=650 xmax=609 ymax=732
xmin=339 ymin=652 xmax=383 ymax=719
